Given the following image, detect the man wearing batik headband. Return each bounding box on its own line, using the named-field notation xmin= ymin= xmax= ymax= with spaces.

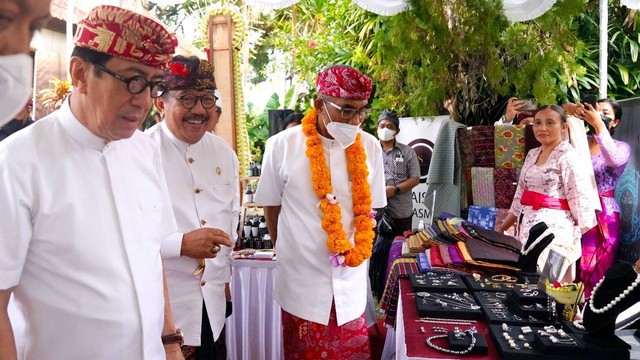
xmin=254 ymin=65 xmax=386 ymax=358
xmin=0 ymin=5 xmax=188 ymax=360
xmin=147 ymin=55 xmax=238 ymax=360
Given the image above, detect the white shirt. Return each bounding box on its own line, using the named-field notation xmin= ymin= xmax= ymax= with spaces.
xmin=254 ymin=126 xmax=386 ymax=326
xmin=147 ymin=122 xmax=239 ymax=344
xmin=0 ymin=100 xmax=177 ymax=360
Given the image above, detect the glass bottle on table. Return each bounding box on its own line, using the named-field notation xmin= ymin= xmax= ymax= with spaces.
xmin=243 ymin=217 xmax=252 ymax=249
xmin=258 ymin=216 xmax=268 ymax=241
xmin=262 ymin=233 xmax=272 ymax=250
xmin=244 ymin=183 xmax=254 ymax=204
xmin=251 ymin=215 xmax=260 ymax=239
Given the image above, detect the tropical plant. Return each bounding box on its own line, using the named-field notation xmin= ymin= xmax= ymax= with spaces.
xmin=571 ymin=2 xmax=640 ymax=101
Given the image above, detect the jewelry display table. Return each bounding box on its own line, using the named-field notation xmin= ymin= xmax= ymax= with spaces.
xmin=225 ymin=258 xmax=282 ymax=360
xmin=395 ymin=279 xmax=501 ymax=359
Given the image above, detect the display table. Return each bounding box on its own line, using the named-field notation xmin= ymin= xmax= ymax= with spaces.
xmin=225 ymin=258 xmax=282 ymax=360
xmin=394 ymin=278 xmax=500 ymax=359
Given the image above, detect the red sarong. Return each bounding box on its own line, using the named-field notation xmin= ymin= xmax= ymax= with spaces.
xmin=282 ymin=303 xmax=371 ymax=360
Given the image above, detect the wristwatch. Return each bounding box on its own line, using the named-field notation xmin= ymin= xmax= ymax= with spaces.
xmin=394 ymin=185 xmax=400 ymax=195
xmin=162 ymin=328 xmax=184 ymax=346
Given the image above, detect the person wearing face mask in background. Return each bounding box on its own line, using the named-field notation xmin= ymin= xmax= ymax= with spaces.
xmin=377 ymin=110 xmax=420 ymax=236
xmin=562 ymin=99 xmax=630 ymax=300
xmin=254 ymin=65 xmax=386 ymax=359
xmin=0 ymin=101 xmax=34 ymax=141
xmin=0 ymin=0 xmax=51 ymax=127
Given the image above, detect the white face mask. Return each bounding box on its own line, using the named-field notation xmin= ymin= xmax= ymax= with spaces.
xmin=0 ymin=54 xmax=33 ymax=127
xmin=323 ymin=102 xmax=359 ymax=149
xmin=377 ymin=127 xmax=396 ymax=141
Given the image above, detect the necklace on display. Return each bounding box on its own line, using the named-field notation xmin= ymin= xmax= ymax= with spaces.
xmin=588 ymin=272 xmax=640 ymax=314
xmin=426 ymin=327 xmax=477 ymax=355
xmin=417 ymin=292 xmax=481 ymax=310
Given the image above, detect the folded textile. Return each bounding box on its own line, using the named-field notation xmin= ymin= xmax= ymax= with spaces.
xmin=457 ymin=241 xmax=520 ymax=271
xmin=495 ymin=124 xmax=526 ymax=168
xmin=429 ymin=246 xmax=445 ymax=267
xmin=472 ymin=126 xmax=495 ymax=167
xmin=462 ymin=222 xmax=521 ymax=254
xmin=448 ymin=244 xmax=465 ymax=265
xmin=494 ymin=168 xmax=517 ymax=209
xmin=465 ymin=236 xmax=520 ymax=266
xmin=467 ymin=205 xmax=497 ymax=230
xmin=439 ymin=244 xmax=452 ymax=265
xmin=471 ymin=167 xmax=495 ymax=206
xmin=418 ymin=251 xmax=431 ymax=273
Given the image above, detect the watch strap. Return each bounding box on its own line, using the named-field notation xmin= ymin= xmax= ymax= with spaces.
xmin=394 ymin=185 xmax=400 ymax=195
xmin=162 ymin=329 xmax=184 ymax=346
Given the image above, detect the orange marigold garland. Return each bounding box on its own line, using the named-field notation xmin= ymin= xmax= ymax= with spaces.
xmin=301 ymin=108 xmax=375 ymax=267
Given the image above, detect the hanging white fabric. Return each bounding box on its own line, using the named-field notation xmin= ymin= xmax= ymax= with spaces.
xmin=242 ymin=0 xmax=300 ymax=10
xmin=501 ymin=0 xmax=557 ymax=21
xmin=352 ymin=0 xmax=410 ymax=16
xmin=621 ymin=0 xmax=640 ymax=9
xmin=240 ymin=0 xmax=556 ymax=20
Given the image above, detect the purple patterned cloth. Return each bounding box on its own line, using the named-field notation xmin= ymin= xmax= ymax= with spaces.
xmin=472 ymin=126 xmax=495 ymax=167
xmin=494 ymin=168 xmax=517 ymax=209
xmin=579 ymin=133 xmax=631 ymax=299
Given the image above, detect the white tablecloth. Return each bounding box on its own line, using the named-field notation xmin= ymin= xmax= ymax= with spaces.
xmin=226 ymin=259 xmax=283 ymax=360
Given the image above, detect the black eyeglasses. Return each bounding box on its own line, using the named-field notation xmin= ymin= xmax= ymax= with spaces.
xmin=94 ymin=63 xmax=168 ymax=98
xmin=322 ymin=99 xmax=369 ymax=122
xmin=170 ymin=93 xmax=218 ymax=110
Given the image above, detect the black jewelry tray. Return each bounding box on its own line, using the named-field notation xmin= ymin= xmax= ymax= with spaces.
xmin=474 ymin=291 xmax=550 ymax=326
xmin=462 ymin=274 xmax=526 ymax=293
xmin=511 ymin=286 xmax=549 ymax=305
xmin=488 ymin=324 xmax=580 ymax=360
xmin=409 ymin=274 xmax=467 ymax=293
xmin=448 ymin=329 xmax=489 ymax=355
xmin=415 ymin=291 xmax=483 ymax=320
xmin=507 ymin=296 xmax=553 ymax=322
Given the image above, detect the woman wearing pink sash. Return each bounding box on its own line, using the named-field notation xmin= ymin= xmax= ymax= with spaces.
xmin=497 ymin=105 xmax=597 ymax=283
xmin=564 ymin=99 xmax=630 ymax=299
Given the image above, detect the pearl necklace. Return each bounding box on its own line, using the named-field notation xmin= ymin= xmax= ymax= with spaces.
xmin=520 ymin=229 xmax=553 ymax=256
xmin=588 ymin=272 xmax=640 ymax=314
xmin=426 ymin=327 xmax=477 ymax=355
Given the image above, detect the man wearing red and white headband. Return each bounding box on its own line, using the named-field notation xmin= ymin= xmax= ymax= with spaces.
xmin=254 ymin=65 xmax=386 ymax=358
xmin=0 ymin=6 xmax=184 ymax=360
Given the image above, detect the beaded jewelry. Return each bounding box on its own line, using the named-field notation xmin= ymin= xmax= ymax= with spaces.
xmin=588 ymin=271 xmax=640 ymax=314
xmin=426 ymin=327 xmax=477 ymax=355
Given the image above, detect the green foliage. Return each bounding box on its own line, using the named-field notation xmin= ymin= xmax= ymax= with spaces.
xmin=245 ymin=93 xmax=282 ymax=162
xmin=370 ymin=0 xmax=585 ymax=124
xmin=571 ymin=3 xmax=640 ymax=100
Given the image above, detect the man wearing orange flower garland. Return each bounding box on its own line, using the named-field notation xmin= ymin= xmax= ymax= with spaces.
xmin=0 ymin=6 xmax=185 ymax=360
xmin=254 ymin=65 xmax=386 ymax=358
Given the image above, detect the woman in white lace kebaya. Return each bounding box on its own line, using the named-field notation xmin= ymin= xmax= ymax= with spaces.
xmin=497 ymin=105 xmax=597 ymax=283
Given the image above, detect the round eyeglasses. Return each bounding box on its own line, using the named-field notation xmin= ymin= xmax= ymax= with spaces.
xmin=171 ymin=94 xmax=218 ymax=110
xmin=322 ymin=99 xmax=370 ymax=122
xmin=94 ymin=63 xmax=168 ymax=98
